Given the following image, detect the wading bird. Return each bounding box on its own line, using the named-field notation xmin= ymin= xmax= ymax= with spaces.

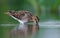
xmin=6 ymin=10 xmax=39 ymax=38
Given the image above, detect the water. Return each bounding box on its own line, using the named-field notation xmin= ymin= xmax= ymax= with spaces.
xmin=0 ymin=21 xmax=60 ymax=38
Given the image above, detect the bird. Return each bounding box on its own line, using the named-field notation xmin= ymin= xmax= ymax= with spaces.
xmin=6 ymin=10 xmax=39 ymax=37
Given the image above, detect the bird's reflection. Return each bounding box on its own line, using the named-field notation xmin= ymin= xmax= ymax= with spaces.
xmin=9 ymin=23 xmax=39 ymax=38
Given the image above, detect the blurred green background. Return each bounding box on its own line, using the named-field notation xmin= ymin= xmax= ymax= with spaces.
xmin=0 ymin=0 xmax=60 ymax=24
xmin=0 ymin=0 xmax=60 ymax=38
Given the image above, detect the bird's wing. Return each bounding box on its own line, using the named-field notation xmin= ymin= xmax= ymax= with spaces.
xmin=9 ymin=15 xmax=24 ymax=24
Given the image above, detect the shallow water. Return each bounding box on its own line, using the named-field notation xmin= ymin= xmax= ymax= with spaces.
xmin=0 ymin=21 xmax=60 ymax=38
